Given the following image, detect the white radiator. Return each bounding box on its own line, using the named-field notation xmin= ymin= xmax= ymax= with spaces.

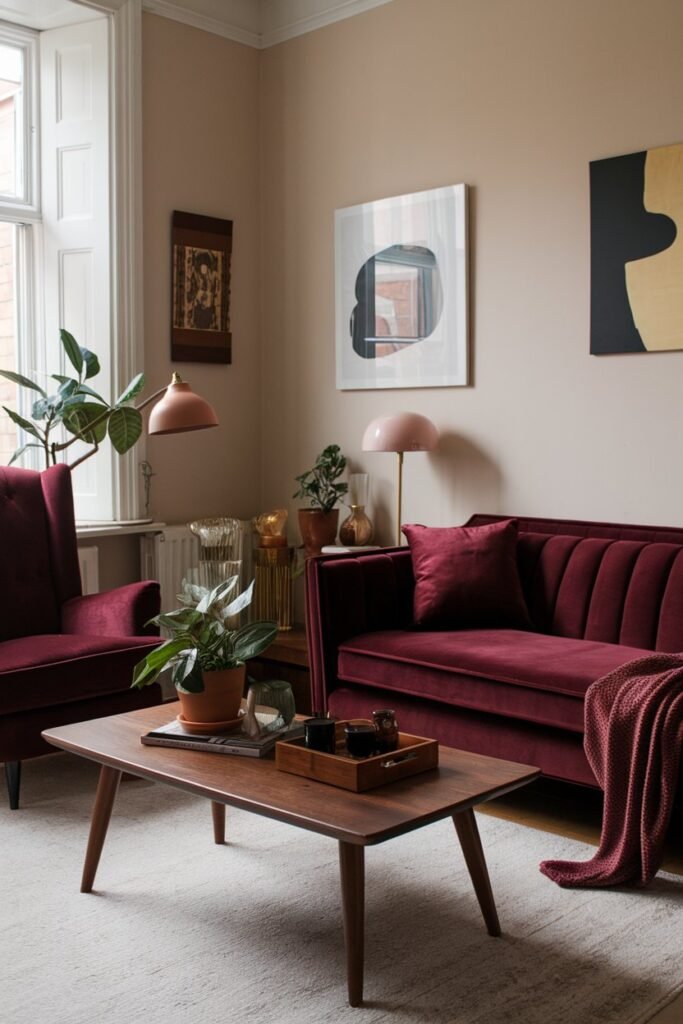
xmin=141 ymin=523 xmax=254 ymax=614
xmin=78 ymin=545 xmax=100 ymax=595
xmin=141 ymin=526 xmax=199 ymax=613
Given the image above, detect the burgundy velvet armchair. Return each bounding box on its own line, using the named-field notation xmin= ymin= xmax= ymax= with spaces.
xmin=0 ymin=464 xmax=162 ymax=809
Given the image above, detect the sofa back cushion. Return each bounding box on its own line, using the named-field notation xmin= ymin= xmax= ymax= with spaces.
xmin=470 ymin=514 xmax=683 ymax=651
xmin=0 ymin=465 xmax=81 ymax=641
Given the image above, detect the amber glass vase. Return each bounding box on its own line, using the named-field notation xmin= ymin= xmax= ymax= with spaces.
xmin=339 ymin=473 xmax=373 ymax=546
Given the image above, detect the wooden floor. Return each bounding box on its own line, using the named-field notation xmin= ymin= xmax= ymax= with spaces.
xmin=479 ymin=777 xmax=683 ymax=1024
xmin=479 ymin=775 xmax=683 ymax=875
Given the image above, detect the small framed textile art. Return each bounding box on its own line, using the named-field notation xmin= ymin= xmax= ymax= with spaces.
xmin=335 ymin=184 xmax=469 ymax=390
xmin=171 ymin=210 xmax=232 ymax=363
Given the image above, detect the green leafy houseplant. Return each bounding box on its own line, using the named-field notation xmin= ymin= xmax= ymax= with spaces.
xmin=292 ymin=444 xmax=348 ymax=512
xmin=0 ymin=328 xmax=145 ymax=470
xmin=132 ymin=577 xmax=277 ymax=694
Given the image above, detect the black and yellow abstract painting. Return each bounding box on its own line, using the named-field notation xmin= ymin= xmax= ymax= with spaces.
xmin=590 ymin=142 xmax=683 ymax=354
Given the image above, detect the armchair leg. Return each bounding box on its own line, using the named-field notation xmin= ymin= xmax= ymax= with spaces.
xmin=5 ymin=761 xmax=21 ymax=810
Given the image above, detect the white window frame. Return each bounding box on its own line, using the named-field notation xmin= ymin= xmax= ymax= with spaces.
xmin=67 ymin=0 xmax=145 ymax=521
xmin=3 ymin=0 xmax=144 ymax=521
xmin=0 ymin=20 xmax=40 ymax=221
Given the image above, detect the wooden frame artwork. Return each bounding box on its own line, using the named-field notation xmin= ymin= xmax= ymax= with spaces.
xmin=171 ymin=210 xmax=232 ymax=363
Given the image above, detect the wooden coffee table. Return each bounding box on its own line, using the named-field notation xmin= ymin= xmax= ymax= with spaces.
xmin=43 ymin=704 xmax=539 ymax=1007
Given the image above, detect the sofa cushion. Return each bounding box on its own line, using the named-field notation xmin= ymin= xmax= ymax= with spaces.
xmin=402 ymin=519 xmax=532 ymax=629
xmin=0 ymin=633 xmax=162 ymax=714
xmin=337 ymin=629 xmax=651 ymax=733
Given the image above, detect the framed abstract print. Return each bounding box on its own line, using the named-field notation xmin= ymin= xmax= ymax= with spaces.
xmin=335 ymin=184 xmax=469 ymax=390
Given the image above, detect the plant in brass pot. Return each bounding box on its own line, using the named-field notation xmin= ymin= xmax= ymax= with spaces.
xmin=132 ymin=577 xmax=277 ymax=725
xmin=293 ymin=444 xmax=348 ymax=556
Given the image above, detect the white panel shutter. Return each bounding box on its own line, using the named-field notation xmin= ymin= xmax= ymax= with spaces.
xmin=40 ymin=17 xmax=112 ymax=521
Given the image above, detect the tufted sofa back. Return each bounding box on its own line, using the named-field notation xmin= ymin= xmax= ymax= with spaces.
xmin=470 ymin=514 xmax=683 ymax=651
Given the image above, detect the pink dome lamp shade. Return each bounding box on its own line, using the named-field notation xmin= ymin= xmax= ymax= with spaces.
xmin=362 ymin=412 xmax=439 ymax=545
xmin=146 ymin=373 xmax=219 ymax=435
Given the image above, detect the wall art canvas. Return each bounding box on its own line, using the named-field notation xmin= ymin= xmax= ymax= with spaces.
xmin=335 ymin=184 xmax=468 ymax=389
xmin=590 ymin=142 xmax=683 ymax=354
xmin=171 ymin=210 xmax=232 ymax=363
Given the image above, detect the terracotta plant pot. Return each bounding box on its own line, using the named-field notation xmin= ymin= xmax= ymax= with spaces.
xmin=298 ymin=508 xmax=339 ymax=557
xmin=176 ymin=665 xmax=246 ymax=724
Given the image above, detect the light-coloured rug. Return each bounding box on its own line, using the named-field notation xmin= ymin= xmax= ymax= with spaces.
xmin=2 ymin=754 xmax=682 ymax=1024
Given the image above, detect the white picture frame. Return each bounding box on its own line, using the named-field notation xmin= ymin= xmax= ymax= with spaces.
xmin=335 ymin=184 xmax=469 ymax=390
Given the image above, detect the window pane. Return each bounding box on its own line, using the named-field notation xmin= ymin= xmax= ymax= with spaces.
xmin=0 ymin=220 xmax=17 ymax=465
xmin=0 ymin=43 xmax=23 ymax=200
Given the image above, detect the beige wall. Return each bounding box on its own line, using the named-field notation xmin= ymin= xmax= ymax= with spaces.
xmin=260 ymin=0 xmax=683 ymax=541
xmin=142 ymin=13 xmax=261 ymax=524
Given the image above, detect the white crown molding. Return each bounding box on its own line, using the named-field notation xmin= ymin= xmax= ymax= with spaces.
xmin=260 ymin=0 xmax=394 ymax=48
xmin=142 ymin=0 xmax=261 ymax=47
xmin=139 ymin=0 xmax=395 ymax=49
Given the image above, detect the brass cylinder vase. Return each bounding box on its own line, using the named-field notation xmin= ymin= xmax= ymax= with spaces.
xmin=252 ymin=546 xmax=294 ymax=631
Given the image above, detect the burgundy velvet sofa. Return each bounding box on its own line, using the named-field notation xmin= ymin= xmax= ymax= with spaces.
xmin=0 ymin=464 xmax=162 ymax=809
xmin=305 ymin=513 xmax=683 ymax=787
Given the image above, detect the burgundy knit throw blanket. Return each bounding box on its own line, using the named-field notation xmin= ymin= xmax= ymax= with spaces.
xmin=540 ymin=653 xmax=683 ymax=888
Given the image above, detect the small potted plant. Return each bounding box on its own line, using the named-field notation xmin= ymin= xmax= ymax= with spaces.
xmin=293 ymin=444 xmax=348 ymax=556
xmin=132 ymin=577 xmax=277 ymax=725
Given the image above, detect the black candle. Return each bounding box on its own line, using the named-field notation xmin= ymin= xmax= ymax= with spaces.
xmin=304 ymin=717 xmax=337 ymax=754
xmin=344 ymin=723 xmax=376 ymax=758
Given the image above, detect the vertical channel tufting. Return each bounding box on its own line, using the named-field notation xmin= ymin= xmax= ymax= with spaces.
xmin=551 ymin=538 xmax=613 ymax=638
xmin=655 ymin=549 xmax=683 ymax=651
xmin=619 ymin=544 xmax=680 ymax=650
xmin=583 ymin=541 xmax=645 ymax=644
xmin=522 ymin=534 xmax=582 ymax=632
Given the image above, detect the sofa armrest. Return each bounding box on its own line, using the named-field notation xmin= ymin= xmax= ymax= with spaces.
xmin=62 ymin=581 xmax=161 ymax=637
xmin=305 ymin=549 xmax=414 ymax=712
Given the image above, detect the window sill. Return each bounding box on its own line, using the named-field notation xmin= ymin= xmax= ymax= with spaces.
xmin=76 ymin=520 xmax=167 ymax=540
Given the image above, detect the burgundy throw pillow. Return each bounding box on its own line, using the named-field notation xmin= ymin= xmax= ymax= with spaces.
xmin=402 ymin=519 xmax=532 ymax=629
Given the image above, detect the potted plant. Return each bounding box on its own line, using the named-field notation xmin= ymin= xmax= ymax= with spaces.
xmin=0 ymin=328 xmax=145 ymax=469
xmin=293 ymin=443 xmax=348 ymax=556
xmin=132 ymin=577 xmax=277 ymax=725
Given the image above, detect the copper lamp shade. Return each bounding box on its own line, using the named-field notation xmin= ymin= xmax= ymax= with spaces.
xmin=362 ymin=411 xmax=439 ymax=546
xmin=148 ymin=374 xmax=219 ymax=436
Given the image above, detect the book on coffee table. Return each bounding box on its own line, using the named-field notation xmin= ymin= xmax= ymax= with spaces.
xmin=141 ymin=720 xmax=303 ymax=757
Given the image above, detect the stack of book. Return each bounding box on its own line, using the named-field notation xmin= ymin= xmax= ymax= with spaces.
xmin=141 ymin=719 xmax=303 ymax=758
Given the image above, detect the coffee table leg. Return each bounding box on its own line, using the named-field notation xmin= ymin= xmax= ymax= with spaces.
xmin=81 ymin=765 xmax=122 ymax=894
xmin=339 ymin=841 xmax=365 ymax=1007
xmin=452 ymin=808 xmax=501 ymax=937
xmin=211 ymin=801 xmax=226 ymax=844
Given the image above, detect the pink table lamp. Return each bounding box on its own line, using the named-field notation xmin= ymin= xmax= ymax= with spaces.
xmin=362 ymin=412 xmax=439 ymax=545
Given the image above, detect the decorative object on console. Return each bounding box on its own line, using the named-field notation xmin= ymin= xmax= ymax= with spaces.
xmin=590 ymin=141 xmax=683 ymax=355
xmin=362 ymin=412 xmax=438 ymax=545
xmin=293 ymin=444 xmax=348 ymax=556
xmin=171 ymin=210 xmax=232 ymax=364
xmin=189 ymin=517 xmax=244 ymax=593
xmin=402 ymin=519 xmax=532 ymax=629
xmin=339 ymin=472 xmax=373 ymax=546
xmin=335 ymin=184 xmax=469 ymax=389
xmin=132 ymin=576 xmax=277 ymax=727
xmin=252 ymin=509 xmax=293 ymax=630
xmin=0 ymin=327 xmax=218 ymax=472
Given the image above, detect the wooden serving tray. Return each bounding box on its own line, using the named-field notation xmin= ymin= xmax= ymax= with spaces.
xmin=275 ymin=719 xmax=439 ymax=792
